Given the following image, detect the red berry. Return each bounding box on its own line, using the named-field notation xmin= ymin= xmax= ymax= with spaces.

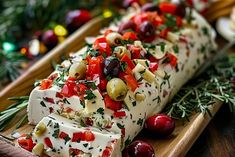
xmin=41 ymin=30 xmax=58 ymax=49
xmin=144 ymin=114 xmax=175 ymax=137
xmin=122 ymin=140 xmax=155 ymax=157
xmin=65 ymin=10 xmax=91 ymax=32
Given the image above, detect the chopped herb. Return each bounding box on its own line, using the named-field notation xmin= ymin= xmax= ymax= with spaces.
xmin=83 ymin=143 xmax=88 ymax=147
xmin=137 ymin=118 xmax=144 ymax=126
xmin=125 ymin=136 xmax=131 ymax=146
xmin=84 ymin=90 xmax=96 ymax=100
xmin=132 ymin=101 xmax=137 ymax=107
xmin=117 ymin=123 xmax=124 ymax=129
xmin=173 ymin=45 xmax=179 ymax=53
xmin=63 ymin=98 xmax=70 ymax=104
xmin=97 ymin=108 xmax=104 ymax=115
xmin=159 ymin=42 xmax=166 ymax=52
xmin=120 ymin=62 xmax=128 ymax=72
xmin=40 ymin=101 xmax=46 ymax=107
xmin=52 ymin=128 xmax=60 ymax=139
xmin=139 ymin=69 xmax=146 ymax=74
xmin=47 ymin=120 xmax=52 ymax=127
xmin=106 ymin=75 xmax=112 ymax=81
xmin=84 ymin=81 xmax=97 ymax=90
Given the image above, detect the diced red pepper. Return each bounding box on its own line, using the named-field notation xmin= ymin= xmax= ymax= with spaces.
xmin=83 ymin=131 xmax=95 ymax=141
xmin=122 ymin=32 xmax=138 ymax=41
xmin=59 ymin=131 xmax=69 ymax=139
xmin=130 ymin=46 xmax=141 ymax=59
xmin=60 ymin=78 xmax=78 ymax=97
xmin=48 ymin=73 xmax=58 ymax=80
xmin=72 ymin=132 xmax=84 ymax=142
xmin=149 ymin=62 xmax=158 ymax=72
xmin=118 ymin=71 xmax=126 ymax=80
xmin=148 ymin=55 xmax=158 ymax=62
xmin=104 ymin=94 xmax=123 ymax=111
xmin=43 ymin=97 xmax=55 ymax=104
xmin=17 ymin=134 xmax=34 ymax=151
xmin=39 ymin=79 xmax=53 ymax=90
xmin=93 ymin=37 xmax=111 ymax=56
xmin=121 ymin=128 xmax=125 ymax=137
xmin=102 ymin=146 xmax=112 ymax=157
xmin=104 ymin=29 xmax=113 ymax=37
xmin=164 ymin=53 xmax=178 ymax=67
xmin=159 ymin=28 xmax=169 ymax=39
xmin=56 ymin=92 xmax=63 ymax=98
xmin=69 ymin=148 xmax=81 ymax=156
xmin=98 ymin=79 xmax=108 ymax=91
xmin=153 ymin=15 xmax=164 ymax=26
xmin=78 ymin=83 xmax=88 ymax=95
xmin=124 ymin=74 xmax=138 ymax=92
xmin=159 ymin=2 xmax=177 ymax=14
xmin=121 ymin=54 xmax=135 ymax=69
xmin=176 ymin=16 xmax=183 ymax=27
xmin=86 ymin=56 xmax=104 ymax=80
xmin=113 ymin=111 xmax=126 ymax=118
xmin=44 ymin=137 xmax=53 ymax=148
xmin=72 ymin=131 xmax=95 ymax=142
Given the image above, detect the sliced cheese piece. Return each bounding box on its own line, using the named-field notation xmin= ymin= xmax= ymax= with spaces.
xmin=132 ymin=63 xmax=155 ymax=83
xmin=84 ymin=90 xmax=105 ymax=114
xmin=32 ymin=113 xmax=122 ymax=157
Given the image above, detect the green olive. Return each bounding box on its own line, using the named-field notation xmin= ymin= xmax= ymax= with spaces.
xmin=34 ymin=123 xmax=46 ymax=137
xmin=68 ymin=62 xmax=87 ymax=79
xmin=107 ymin=78 xmax=128 ymax=101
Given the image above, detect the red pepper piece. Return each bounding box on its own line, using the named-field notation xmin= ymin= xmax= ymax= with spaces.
xmin=84 ymin=131 xmax=95 ymax=141
xmin=122 ymin=32 xmax=138 ymax=41
xmin=59 ymin=131 xmax=69 ymax=139
xmin=44 ymin=137 xmax=53 ymax=148
xmin=93 ymin=37 xmax=111 ymax=56
xmin=113 ymin=111 xmax=126 ymax=118
xmin=102 ymin=146 xmax=112 ymax=157
xmin=17 ymin=134 xmax=34 ymax=151
xmin=78 ymin=83 xmax=88 ymax=95
xmin=130 ymin=46 xmax=141 ymax=59
xmin=39 ymin=79 xmax=53 ymax=90
xmin=72 ymin=132 xmax=84 ymax=142
xmin=60 ymin=78 xmax=78 ymax=97
xmin=159 ymin=28 xmax=169 ymax=39
xmin=164 ymin=53 xmax=178 ymax=67
xmin=159 ymin=2 xmax=177 ymax=14
xmin=104 ymin=29 xmax=113 ymax=37
xmin=149 ymin=62 xmax=158 ymax=72
xmin=121 ymin=54 xmax=135 ymax=69
xmin=86 ymin=56 xmax=104 ymax=80
xmin=69 ymin=148 xmax=81 ymax=156
xmin=104 ymin=94 xmax=123 ymax=111
xmin=98 ymin=79 xmax=108 ymax=91
xmin=124 ymin=74 xmax=138 ymax=92
xmin=43 ymin=97 xmax=55 ymax=104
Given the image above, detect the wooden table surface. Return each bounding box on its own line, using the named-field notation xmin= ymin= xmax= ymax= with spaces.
xmin=186 ymin=104 xmax=235 ymax=157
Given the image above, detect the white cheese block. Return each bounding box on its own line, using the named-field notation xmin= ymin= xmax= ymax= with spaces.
xmin=32 ymin=113 xmax=122 ymax=157
xmin=29 ymin=9 xmax=217 ymax=157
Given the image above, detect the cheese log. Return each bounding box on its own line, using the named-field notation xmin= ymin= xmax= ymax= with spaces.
xmin=32 ymin=113 xmax=122 ymax=157
xmin=28 ymin=9 xmax=216 ymax=157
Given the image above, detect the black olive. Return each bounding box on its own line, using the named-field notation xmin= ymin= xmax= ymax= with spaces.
xmin=141 ymin=3 xmax=161 ymax=13
xmin=175 ymin=4 xmax=186 ymax=18
xmin=103 ymin=56 xmax=120 ymax=77
xmin=139 ymin=21 xmax=156 ymax=38
xmin=118 ymin=21 xmax=136 ymax=34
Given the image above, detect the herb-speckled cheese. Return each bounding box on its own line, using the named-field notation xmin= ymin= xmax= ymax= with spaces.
xmin=28 ymin=9 xmax=216 ymax=157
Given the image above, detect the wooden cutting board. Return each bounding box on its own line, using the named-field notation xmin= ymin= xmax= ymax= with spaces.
xmin=0 ymin=16 xmax=224 ymax=157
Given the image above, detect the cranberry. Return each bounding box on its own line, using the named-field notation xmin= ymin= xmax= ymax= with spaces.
xmin=145 ymin=114 xmax=175 ymax=137
xmin=122 ymin=140 xmax=155 ymax=157
xmin=118 ymin=21 xmax=136 ymax=34
xmin=139 ymin=21 xmax=155 ymax=39
xmin=123 ymin=0 xmax=140 ymax=8
xmin=141 ymin=3 xmax=160 ymax=12
xmin=41 ymin=30 xmax=58 ymax=50
xmin=175 ymin=4 xmax=186 ymax=18
xmin=65 ymin=10 xmax=91 ymax=32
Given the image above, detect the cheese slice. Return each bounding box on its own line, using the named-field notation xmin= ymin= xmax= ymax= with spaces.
xmin=32 ymin=113 xmax=122 ymax=157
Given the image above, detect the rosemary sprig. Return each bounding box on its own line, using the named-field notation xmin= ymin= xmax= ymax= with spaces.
xmin=0 ymin=96 xmax=29 ymax=131
xmin=164 ymin=54 xmax=235 ymax=120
